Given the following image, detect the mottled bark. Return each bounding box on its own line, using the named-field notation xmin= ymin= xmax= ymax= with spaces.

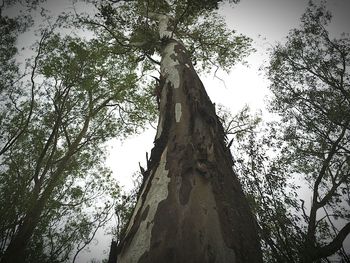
xmin=115 ymin=38 xmax=262 ymax=263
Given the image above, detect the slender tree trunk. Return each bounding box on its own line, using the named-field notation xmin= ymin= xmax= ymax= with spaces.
xmin=1 ymin=114 xmax=91 ymax=263
xmin=116 ymin=36 xmax=262 ymax=262
xmin=1 ymin=171 xmax=66 ymax=263
xmin=1 ymin=197 xmax=46 ymax=263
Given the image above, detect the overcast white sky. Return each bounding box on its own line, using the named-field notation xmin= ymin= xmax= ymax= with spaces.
xmin=107 ymin=0 xmax=350 ymax=191
xmin=6 ymin=0 xmax=350 ymax=261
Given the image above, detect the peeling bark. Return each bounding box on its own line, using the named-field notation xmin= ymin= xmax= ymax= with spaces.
xmin=116 ymin=38 xmax=262 ymax=263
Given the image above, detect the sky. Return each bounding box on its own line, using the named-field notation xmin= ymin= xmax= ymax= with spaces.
xmin=4 ymin=0 xmax=350 ymax=261
xmin=107 ymin=0 xmax=350 ymax=190
xmin=96 ymin=1 xmax=350 ymax=261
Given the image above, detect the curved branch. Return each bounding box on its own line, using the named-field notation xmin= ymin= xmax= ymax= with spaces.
xmin=314 ymin=223 xmax=350 ymax=259
xmin=146 ymin=54 xmax=160 ymax=65
xmin=0 ymin=30 xmax=48 ymax=156
xmin=82 ymin=19 xmax=131 ymax=49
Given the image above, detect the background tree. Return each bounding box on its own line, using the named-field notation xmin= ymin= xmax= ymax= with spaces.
xmin=226 ymin=2 xmax=350 ymax=262
xmin=224 ymin=109 xmax=306 ymax=263
xmin=268 ymin=2 xmax=350 ymax=262
xmin=107 ymin=173 xmax=142 ymax=263
xmin=0 ymin=4 xmax=157 ymax=261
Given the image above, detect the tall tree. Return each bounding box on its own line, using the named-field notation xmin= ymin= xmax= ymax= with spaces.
xmin=83 ymin=0 xmax=262 ymax=262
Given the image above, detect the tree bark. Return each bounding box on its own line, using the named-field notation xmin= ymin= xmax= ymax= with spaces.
xmin=115 ymin=38 xmax=262 ymax=263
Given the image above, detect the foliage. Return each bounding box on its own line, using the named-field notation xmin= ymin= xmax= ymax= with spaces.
xmin=113 ymin=173 xmax=142 ymax=245
xmin=0 ymin=15 xmax=19 ymax=94
xmin=218 ymin=2 xmax=350 ymax=262
xmin=0 ymin=6 xmax=157 ymax=261
xmin=78 ymin=0 xmax=253 ymax=75
xmin=217 ymin=104 xmax=260 ymax=139
xmin=225 ymin=2 xmax=350 ymax=262
xmin=267 ymin=2 xmax=350 ymax=261
xmin=218 ymin=105 xmax=302 ymax=262
xmin=228 ymin=116 xmax=305 ymax=262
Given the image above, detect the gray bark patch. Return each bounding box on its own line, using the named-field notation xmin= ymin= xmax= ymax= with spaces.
xmin=179 ymin=173 xmax=193 ymax=205
xmin=175 ymin=103 xmax=182 ymax=122
xmin=141 ymin=205 xmax=150 ymax=221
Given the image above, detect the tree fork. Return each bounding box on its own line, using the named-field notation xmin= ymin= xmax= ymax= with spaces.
xmin=115 ymin=36 xmax=262 ymax=262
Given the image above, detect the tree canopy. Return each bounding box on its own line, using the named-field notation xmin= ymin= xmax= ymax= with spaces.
xmin=79 ymin=0 xmax=252 ymax=73
xmin=0 ymin=1 xmax=157 ymax=261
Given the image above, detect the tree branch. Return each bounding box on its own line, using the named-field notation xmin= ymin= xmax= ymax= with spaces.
xmin=0 ymin=30 xmax=48 ymax=156
xmin=314 ymin=223 xmax=350 ymax=259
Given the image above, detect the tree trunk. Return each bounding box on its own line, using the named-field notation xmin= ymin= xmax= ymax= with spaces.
xmin=1 ymin=180 xmax=58 ymax=263
xmin=115 ymin=38 xmax=262 ymax=263
xmin=1 ymin=115 xmax=91 ymax=263
xmin=1 ymin=198 xmax=45 ymax=263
